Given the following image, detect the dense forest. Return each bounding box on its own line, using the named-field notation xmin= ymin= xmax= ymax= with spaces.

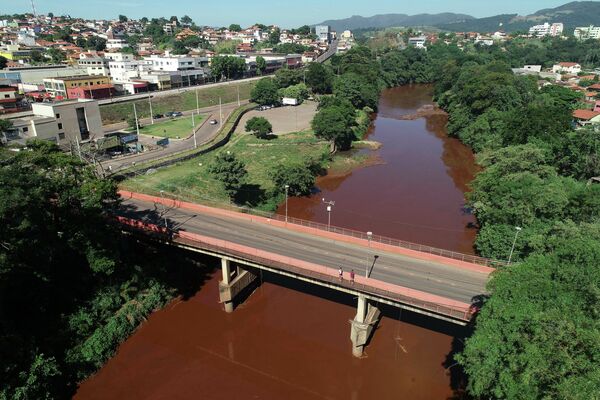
xmin=0 ymin=142 xmax=208 ymax=398
xmin=372 ymin=40 xmax=600 ymax=398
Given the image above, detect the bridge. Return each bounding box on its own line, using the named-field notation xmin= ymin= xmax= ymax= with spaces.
xmin=117 ymin=190 xmax=497 ymax=357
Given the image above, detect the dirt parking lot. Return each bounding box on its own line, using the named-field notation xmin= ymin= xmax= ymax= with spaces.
xmin=236 ymin=101 xmax=317 ymax=135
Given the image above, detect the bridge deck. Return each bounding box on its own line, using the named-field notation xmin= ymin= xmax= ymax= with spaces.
xmin=119 ymin=192 xmax=491 ymax=313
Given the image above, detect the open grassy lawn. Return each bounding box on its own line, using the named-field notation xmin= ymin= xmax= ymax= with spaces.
xmin=132 ymin=115 xmax=205 ymax=139
xmin=122 ymin=130 xmax=330 ymax=211
xmin=100 ymin=81 xmax=257 ymax=124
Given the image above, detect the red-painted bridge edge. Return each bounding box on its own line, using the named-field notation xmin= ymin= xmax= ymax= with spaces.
xmin=116 ymin=216 xmax=474 ymax=322
xmin=118 ymin=190 xmax=496 ymax=275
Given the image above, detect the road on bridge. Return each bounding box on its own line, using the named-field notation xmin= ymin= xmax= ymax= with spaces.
xmin=120 ymin=197 xmax=491 ymax=305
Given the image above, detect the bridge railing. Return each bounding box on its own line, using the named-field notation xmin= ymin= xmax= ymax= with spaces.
xmin=121 ymin=189 xmax=507 ymax=268
xmin=225 ymin=204 xmax=506 ymax=268
xmin=116 ymin=216 xmax=473 ymax=322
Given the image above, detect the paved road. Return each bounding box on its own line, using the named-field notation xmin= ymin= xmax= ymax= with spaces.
xmin=100 ymin=101 xmax=243 ymax=173
xmin=121 ymin=197 xmax=490 ymax=304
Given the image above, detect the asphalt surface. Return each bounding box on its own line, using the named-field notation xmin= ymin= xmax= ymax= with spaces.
xmin=121 ymin=198 xmax=490 ymax=304
xmin=100 ymin=101 xmax=243 ymax=173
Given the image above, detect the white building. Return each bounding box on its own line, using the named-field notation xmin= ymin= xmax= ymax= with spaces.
xmin=17 ymin=31 xmax=36 ymax=46
xmin=78 ymin=52 xmax=110 ymax=76
xmin=3 ymin=99 xmax=103 ymax=146
xmin=574 ymin=25 xmax=600 ymax=40
xmin=529 ymin=22 xmax=563 ymax=38
xmin=408 ymin=36 xmax=427 ymax=48
xmin=475 ymin=35 xmax=494 ymax=46
xmin=106 ymin=38 xmax=127 ymax=50
xmin=552 ymin=62 xmax=582 ymax=75
xmin=315 ymin=25 xmax=331 ymax=44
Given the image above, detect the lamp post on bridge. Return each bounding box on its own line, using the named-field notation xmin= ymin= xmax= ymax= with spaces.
xmin=508 ymin=226 xmax=522 ymax=264
xmin=284 ymin=184 xmax=289 ymax=223
xmin=322 ymin=198 xmax=335 ymax=231
xmin=366 ymin=231 xmax=372 ymax=278
xmin=159 ymin=190 xmax=168 ymax=230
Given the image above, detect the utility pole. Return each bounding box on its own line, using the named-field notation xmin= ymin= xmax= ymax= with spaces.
xmin=284 ymin=185 xmax=289 ymax=223
xmin=133 ymin=103 xmax=140 ymax=137
xmin=322 ymin=198 xmax=335 ymax=231
xmin=366 ymin=231 xmax=372 ymax=278
xmin=30 ymin=0 xmax=37 ymax=17
xmin=219 ymin=96 xmax=223 ymax=125
xmin=196 ymin=89 xmax=199 ymax=115
xmin=237 ymin=85 xmax=240 ymax=106
xmin=148 ymin=92 xmax=154 ymax=124
xmin=192 ymin=111 xmax=197 ymax=149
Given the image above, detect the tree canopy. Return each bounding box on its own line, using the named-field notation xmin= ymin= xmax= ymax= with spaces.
xmin=250 ymin=78 xmax=279 ymax=106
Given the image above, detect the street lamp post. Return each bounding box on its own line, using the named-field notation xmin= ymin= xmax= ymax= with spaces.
xmin=148 ymin=92 xmax=154 ymax=124
xmin=191 ymin=111 xmax=197 ymax=149
xmin=366 ymin=231 xmax=373 ymax=278
xmin=322 ymin=198 xmax=335 ymax=231
xmin=159 ymin=190 xmax=168 ymax=230
xmin=508 ymin=226 xmax=522 ymax=264
xmin=284 ymin=184 xmax=290 ymax=223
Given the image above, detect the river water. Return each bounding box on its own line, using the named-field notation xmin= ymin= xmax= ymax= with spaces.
xmin=75 ymin=85 xmax=478 ymax=399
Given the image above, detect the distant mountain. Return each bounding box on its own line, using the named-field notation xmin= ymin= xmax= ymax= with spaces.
xmin=437 ymin=1 xmax=600 ymax=33
xmin=315 ymin=13 xmax=475 ymax=32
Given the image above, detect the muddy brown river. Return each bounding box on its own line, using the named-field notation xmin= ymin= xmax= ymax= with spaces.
xmin=75 ymin=85 xmax=477 ymax=400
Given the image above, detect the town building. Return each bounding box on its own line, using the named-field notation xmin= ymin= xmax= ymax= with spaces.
xmin=0 ymin=84 xmax=24 ymax=114
xmin=529 ymin=22 xmax=564 ymax=37
xmin=316 ymin=25 xmax=331 ymax=44
xmin=43 ymin=75 xmax=112 ymax=99
xmin=552 ymin=62 xmax=582 ymax=75
xmin=408 ymin=36 xmax=427 ymax=48
xmin=574 ymin=25 xmax=600 ymax=40
xmin=2 ymin=99 xmax=103 ymax=145
xmin=573 ymin=109 xmax=600 ymax=127
xmin=78 ymin=52 xmax=110 ymax=76
xmin=106 ymin=38 xmax=127 ymax=50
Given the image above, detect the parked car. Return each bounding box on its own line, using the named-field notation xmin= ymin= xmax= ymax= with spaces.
xmin=209 ymin=119 xmax=218 ymax=125
xmin=166 ymin=111 xmax=183 ymax=118
xmin=153 ymin=113 xmax=164 ymax=119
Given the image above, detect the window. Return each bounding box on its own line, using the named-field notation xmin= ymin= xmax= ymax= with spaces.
xmin=55 ymin=113 xmax=60 ymax=119
xmin=58 ymin=123 xmax=63 ymax=129
xmin=22 ymin=127 xmax=28 ymax=132
xmin=58 ymin=132 xmax=65 ymax=140
xmin=3 ymin=94 xmax=8 ymax=98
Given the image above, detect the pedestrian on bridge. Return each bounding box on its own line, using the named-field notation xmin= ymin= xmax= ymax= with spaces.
xmin=350 ymin=269 xmax=355 ymax=285
xmin=338 ymin=267 xmax=343 ymax=281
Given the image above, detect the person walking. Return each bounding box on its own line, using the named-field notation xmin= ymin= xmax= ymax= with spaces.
xmin=338 ymin=267 xmax=343 ymax=281
xmin=350 ymin=269 xmax=355 ymax=284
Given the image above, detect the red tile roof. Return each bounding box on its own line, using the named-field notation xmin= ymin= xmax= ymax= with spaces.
xmin=573 ymin=109 xmax=600 ymax=120
xmin=559 ymin=62 xmax=580 ymax=67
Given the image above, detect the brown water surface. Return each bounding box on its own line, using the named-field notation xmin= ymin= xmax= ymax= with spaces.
xmin=279 ymin=85 xmax=478 ymax=254
xmin=75 ymin=85 xmax=476 ymax=400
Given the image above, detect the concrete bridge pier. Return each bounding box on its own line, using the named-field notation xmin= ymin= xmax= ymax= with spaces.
xmin=350 ymin=295 xmax=381 ymax=357
xmin=218 ymin=258 xmax=258 ymax=313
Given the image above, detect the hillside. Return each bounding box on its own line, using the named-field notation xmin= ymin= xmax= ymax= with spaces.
xmin=317 ymin=1 xmax=600 ymax=34
xmin=438 ymin=1 xmax=600 ymax=33
xmin=315 ymin=13 xmax=474 ymax=32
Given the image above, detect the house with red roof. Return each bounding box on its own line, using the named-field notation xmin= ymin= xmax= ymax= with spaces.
xmin=553 ymin=62 xmax=582 ymax=75
xmin=573 ymin=109 xmax=600 ymax=127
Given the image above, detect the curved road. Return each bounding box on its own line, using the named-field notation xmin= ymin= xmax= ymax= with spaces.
xmin=121 ymin=197 xmax=490 ymax=304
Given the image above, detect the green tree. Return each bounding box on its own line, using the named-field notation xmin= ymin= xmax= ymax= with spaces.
xmin=457 ymin=229 xmax=600 ymax=399
xmin=305 ymin=63 xmax=333 ymax=94
xmin=208 ymin=152 xmax=248 ymax=199
xmin=210 ymin=56 xmax=246 ymax=81
xmin=30 ymin=50 xmax=44 ymax=63
xmin=45 ymin=48 xmax=65 ymax=63
xmin=279 ymin=83 xmax=309 ymax=104
xmin=0 ymin=119 xmax=13 ymax=144
xmin=245 ymin=116 xmax=273 ymax=139
xmin=274 ymin=68 xmax=302 ymax=88
xmin=268 ymin=28 xmax=281 ymax=45
xmin=251 ymin=78 xmax=279 ymax=106
xmin=0 ymin=55 xmax=7 ymax=69
xmin=181 ymin=15 xmax=193 ymax=25
xmin=228 ymin=24 xmax=242 ymax=32
xmin=256 ymin=56 xmax=266 ymax=75
xmin=312 ymin=104 xmax=357 ymax=151
xmin=333 ymin=73 xmax=380 ymax=110
xmin=118 ymin=14 xmax=128 ymax=23
xmin=272 ymin=163 xmax=316 ymax=196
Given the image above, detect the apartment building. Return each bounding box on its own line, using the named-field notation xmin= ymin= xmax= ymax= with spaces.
xmin=529 ymin=22 xmax=563 ymax=37
xmin=2 ymin=99 xmax=102 ymax=146
xmin=574 ymin=25 xmax=600 ymax=40
xmin=43 ymin=75 xmax=112 ymax=99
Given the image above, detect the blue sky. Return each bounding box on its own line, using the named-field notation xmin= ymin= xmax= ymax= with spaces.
xmin=5 ymin=0 xmax=572 ymax=28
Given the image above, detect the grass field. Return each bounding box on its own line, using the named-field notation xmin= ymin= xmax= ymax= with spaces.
xmin=100 ymin=81 xmax=257 ymax=125
xmin=130 ymin=115 xmax=205 ymax=139
xmin=122 ymin=129 xmax=330 ymax=211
